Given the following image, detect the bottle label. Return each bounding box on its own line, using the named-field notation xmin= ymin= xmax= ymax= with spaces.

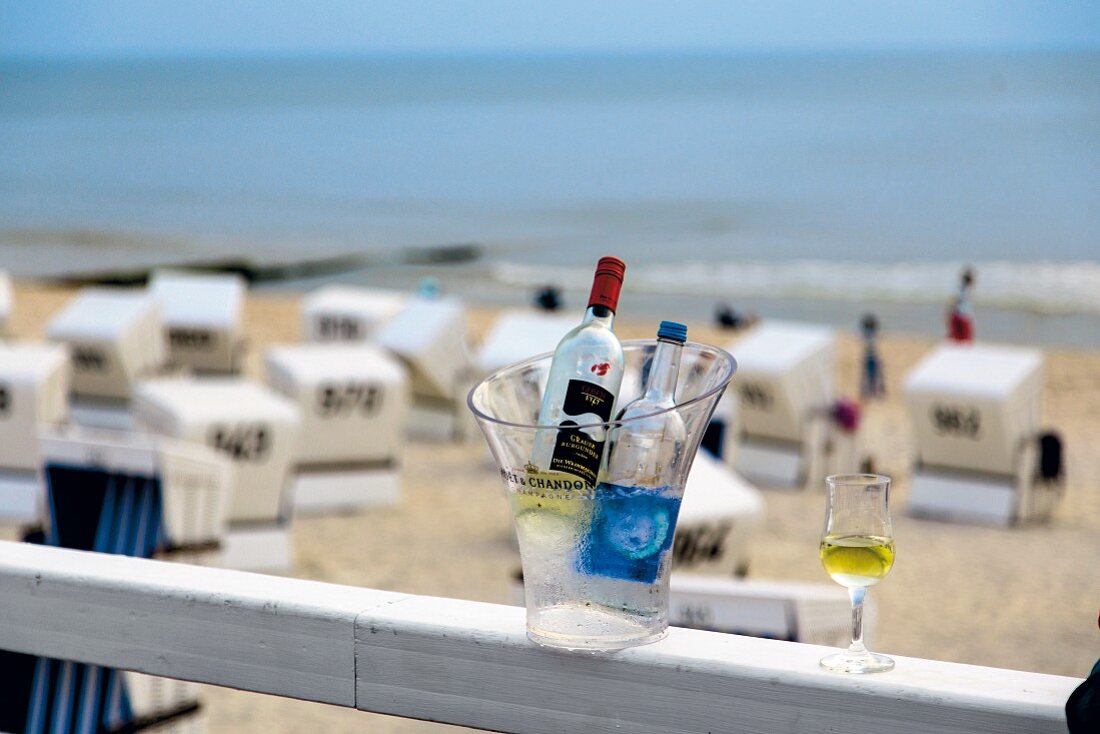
xmin=550 ymin=423 xmax=605 ymax=487
xmin=550 ymin=379 xmax=615 ymax=486
xmin=560 ymin=379 xmax=614 ymax=421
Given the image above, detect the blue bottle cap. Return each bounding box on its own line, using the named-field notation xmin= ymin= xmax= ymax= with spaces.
xmin=657 ymin=320 xmax=688 ymax=343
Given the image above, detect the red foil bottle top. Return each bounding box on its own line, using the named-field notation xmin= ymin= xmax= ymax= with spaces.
xmin=588 ymin=256 xmax=626 ymax=312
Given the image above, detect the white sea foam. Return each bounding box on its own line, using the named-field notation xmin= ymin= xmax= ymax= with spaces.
xmin=492 ymin=260 xmax=1100 ymax=316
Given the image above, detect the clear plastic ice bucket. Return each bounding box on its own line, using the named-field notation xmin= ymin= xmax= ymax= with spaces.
xmin=468 ymin=340 xmax=735 ymax=650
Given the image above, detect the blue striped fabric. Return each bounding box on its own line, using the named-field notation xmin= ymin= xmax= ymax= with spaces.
xmin=20 ymin=466 xmax=163 ymax=734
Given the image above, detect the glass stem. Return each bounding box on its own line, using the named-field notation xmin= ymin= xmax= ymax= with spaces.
xmin=848 ymin=586 xmax=868 ymax=655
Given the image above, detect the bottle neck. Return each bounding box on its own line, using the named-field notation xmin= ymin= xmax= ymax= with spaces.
xmin=645 ymin=337 xmax=683 ymax=403
xmin=582 ymin=304 xmax=615 ymax=328
xmin=587 ymin=261 xmax=624 ymax=313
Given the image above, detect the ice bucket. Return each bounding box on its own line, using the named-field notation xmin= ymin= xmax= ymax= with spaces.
xmin=468 ymin=340 xmax=735 ymax=650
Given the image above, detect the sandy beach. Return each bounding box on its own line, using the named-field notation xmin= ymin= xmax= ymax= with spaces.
xmin=6 ymin=282 xmax=1099 ymax=733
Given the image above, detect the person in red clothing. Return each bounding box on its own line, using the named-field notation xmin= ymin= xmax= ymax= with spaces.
xmin=947 ymin=266 xmax=976 ymax=342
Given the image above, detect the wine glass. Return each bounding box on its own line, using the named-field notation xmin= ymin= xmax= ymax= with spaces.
xmin=819 ymin=474 xmax=895 ymax=673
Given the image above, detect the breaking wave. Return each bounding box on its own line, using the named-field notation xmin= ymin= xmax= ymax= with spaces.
xmin=493 ymin=260 xmax=1100 ymax=316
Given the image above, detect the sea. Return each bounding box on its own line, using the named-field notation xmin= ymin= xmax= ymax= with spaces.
xmin=0 ymin=51 xmax=1097 ymax=345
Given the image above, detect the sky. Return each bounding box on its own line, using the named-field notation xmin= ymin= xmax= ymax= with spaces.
xmin=2 ymin=0 xmax=1099 ymax=59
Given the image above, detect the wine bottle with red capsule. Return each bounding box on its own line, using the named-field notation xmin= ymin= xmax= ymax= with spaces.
xmin=532 ymin=256 xmax=626 ymax=488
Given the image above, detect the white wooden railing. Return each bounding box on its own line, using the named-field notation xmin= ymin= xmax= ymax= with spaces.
xmin=0 ymin=541 xmax=1077 ymax=734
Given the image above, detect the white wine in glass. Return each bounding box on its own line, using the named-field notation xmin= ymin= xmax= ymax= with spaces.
xmin=819 ymin=474 xmax=895 ymax=673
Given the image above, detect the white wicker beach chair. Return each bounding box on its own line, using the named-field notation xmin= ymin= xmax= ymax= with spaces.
xmin=265 ymin=342 xmax=409 ymax=513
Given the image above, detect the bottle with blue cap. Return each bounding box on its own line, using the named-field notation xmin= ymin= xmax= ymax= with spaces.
xmin=580 ymin=321 xmax=689 ymax=585
xmin=606 ymin=320 xmax=689 ymax=487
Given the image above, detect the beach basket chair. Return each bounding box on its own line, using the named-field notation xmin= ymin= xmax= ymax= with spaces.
xmin=0 ymin=427 xmax=231 ymax=734
xmin=672 ymin=451 xmax=765 ymax=579
xmin=132 ymin=378 xmax=300 ymax=571
xmin=375 ymin=296 xmax=475 ymax=441
xmin=668 ymin=575 xmax=869 ymax=647
xmin=474 ymin=309 xmax=580 ymax=376
xmin=46 ymin=288 xmax=169 ymax=431
xmin=149 ymin=271 xmax=247 ymax=375
xmin=300 ymin=285 xmax=407 ymax=343
xmin=904 ymin=343 xmax=1056 ymax=525
xmin=727 ymin=321 xmax=837 ymax=489
xmin=264 ymin=342 xmax=409 ymax=512
xmin=0 ymin=343 xmax=70 ymax=528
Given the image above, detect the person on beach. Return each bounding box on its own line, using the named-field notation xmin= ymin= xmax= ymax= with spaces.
xmin=714 ymin=303 xmax=759 ymax=331
xmin=860 ymin=313 xmax=885 ymax=399
xmin=534 ymin=285 xmax=563 ymax=311
xmin=947 ymin=266 xmax=976 ymax=342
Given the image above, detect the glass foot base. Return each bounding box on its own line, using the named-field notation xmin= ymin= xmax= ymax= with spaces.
xmin=820 ymin=650 xmax=895 ymax=674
